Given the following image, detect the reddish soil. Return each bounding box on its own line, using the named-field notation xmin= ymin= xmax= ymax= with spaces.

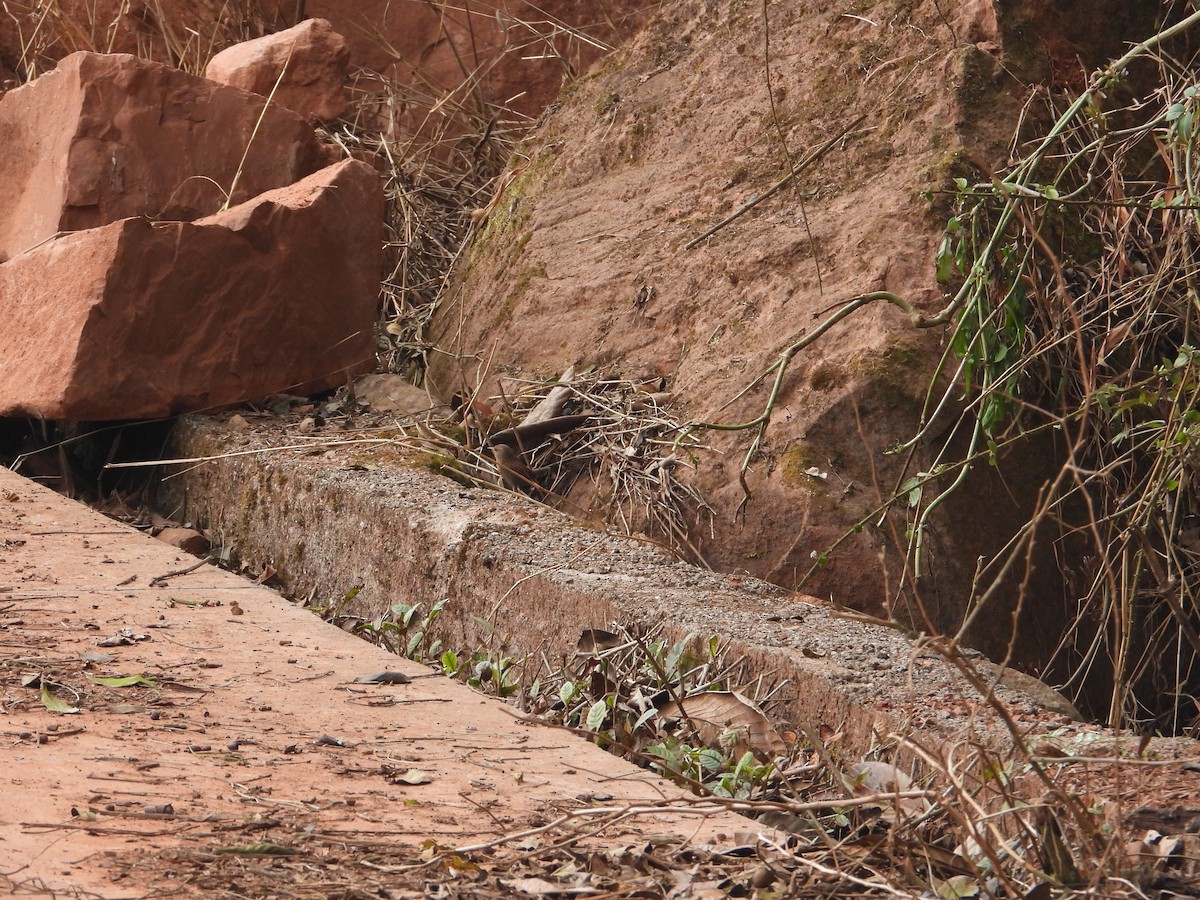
xmin=0 ymin=467 xmax=756 ymax=896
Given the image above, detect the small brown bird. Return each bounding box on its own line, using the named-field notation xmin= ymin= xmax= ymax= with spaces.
xmin=490 ymin=442 xmax=539 ymax=494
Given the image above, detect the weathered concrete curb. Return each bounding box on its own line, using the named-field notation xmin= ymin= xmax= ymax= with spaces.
xmin=166 ymin=415 xmax=1080 ymax=754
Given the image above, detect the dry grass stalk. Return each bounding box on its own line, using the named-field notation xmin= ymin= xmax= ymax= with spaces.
xmin=3 ymin=0 xmax=267 ymax=78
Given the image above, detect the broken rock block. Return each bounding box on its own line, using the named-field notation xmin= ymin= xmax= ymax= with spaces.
xmin=0 ymin=51 xmax=323 ymax=263
xmin=205 ymin=18 xmax=350 ymax=123
xmin=0 ymin=159 xmax=384 ymax=421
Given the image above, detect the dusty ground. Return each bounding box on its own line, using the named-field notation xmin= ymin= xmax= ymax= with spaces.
xmin=0 ymin=466 xmax=767 ymax=897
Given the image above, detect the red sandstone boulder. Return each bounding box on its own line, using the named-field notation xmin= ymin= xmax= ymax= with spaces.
xmin=0 ymin=51 xmax=323 ymax=263
xmin=0 ymin=159 xmax=383 ymax=421
xmin=205 ymin=18 xmax=349 ymax=123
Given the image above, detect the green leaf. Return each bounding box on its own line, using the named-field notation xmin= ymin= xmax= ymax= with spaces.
xmin=936 ymin=236 xmax=957 ymax=283
xmin=89 ymin=674 xmax=158 ymax=688
xmin=586 ymin=700 xmax=608 ymax=730
xmin=41 ymin=684 xmax=79 ymax=714
xmin=665 ymin=633 xmax=698 ymax=677
xmin=980 ymin=394 xmax=1008 ymax=433
xmin=1176 ymin=109 xmax=1195 ymax=142
xmin=698 ymin=748 xmax=725 ymax=773
xmin=559 ymin=681 xmax=577 ymax=706
xmin=406 ymin=631 xmax=424 ymax=658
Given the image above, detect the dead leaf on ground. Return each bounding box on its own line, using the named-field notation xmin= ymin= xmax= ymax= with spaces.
xmin=215 ymin=843 xmax=297 ymax=856
xmin=90 ymin=674 xmax=158 ymax=688
xmin=659 ymin=691 xmax=786 ymax=759
xmin=934 ymin=874 xmax=980 ymax=898
xmin=97 ymin=628 xmax=149 ymax=647
xmin=847 ymin=760 xmax=927 ymax=818
xmin=576 ymin=629 xmax=621 ymax=654
xmin=382 ymin=767 xmax=435 ymax=785
xmin=40 ymin=683 xmax=80 ymax=714
xmin=848 ymin=760 xmax=912 ymax=794
xmin=353 ymin=671 xmax=412 ymax=685
xmin=502 ymin=876 xmax=600 ymax=896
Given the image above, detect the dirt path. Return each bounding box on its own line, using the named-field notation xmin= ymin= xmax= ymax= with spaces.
xmin=0 ymin=468 xmax=757 ymax=897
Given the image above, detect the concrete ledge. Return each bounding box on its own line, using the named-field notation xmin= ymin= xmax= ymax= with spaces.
xmin=166 ymin=415 xmax=1080 ymax=754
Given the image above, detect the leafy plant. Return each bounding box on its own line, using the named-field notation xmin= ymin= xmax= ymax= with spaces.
xmin=356 ymin=598 xmax=448 ymax=663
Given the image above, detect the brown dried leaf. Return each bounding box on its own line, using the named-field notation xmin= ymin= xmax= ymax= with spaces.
xmin=576 ymin=629 xmax=621 ymax=655
xmin=659 ymin=691 xmax=786 ymax=758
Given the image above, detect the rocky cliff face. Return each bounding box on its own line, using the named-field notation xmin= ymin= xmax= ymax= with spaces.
xmin=431 ymin=0 xmax=989 ymax=608
xmin=429 ymin=0 xmax=1164 ymax=627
